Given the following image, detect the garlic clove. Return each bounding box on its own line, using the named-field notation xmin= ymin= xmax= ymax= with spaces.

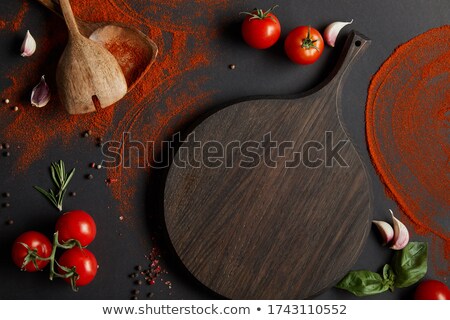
xmin=31 ymin=75 xmax=51 ymax=108
xmin=389 ymin=209 xmax=410 ymax=250
xmin=323 ymin=19 xmax=353 ymax=47
xmin=373 ymin=220 xmax=394 ymax=245
xmin=21 ymin=30 xmax=36 ymax=57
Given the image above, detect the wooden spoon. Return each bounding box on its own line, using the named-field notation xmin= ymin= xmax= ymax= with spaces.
xmin=36 ymin=0 xmax=158 ymax=91
xmin=56 ymin=0 xmax=128 ymax=114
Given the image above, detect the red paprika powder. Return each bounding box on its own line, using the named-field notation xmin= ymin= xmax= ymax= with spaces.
xmin=366 ymin=26 xmax=450 ymax=275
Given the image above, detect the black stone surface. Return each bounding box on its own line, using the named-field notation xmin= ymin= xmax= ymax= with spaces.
xmin=0 ymin=0 xmax=448 ymax=300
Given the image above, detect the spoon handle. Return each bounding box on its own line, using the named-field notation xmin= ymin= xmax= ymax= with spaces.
xmin=59 ymin=0 xmax=80 ymax=36
xmin=35 ymin=0 xmax=94 ymax=36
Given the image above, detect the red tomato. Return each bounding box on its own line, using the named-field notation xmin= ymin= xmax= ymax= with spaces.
xmin=241 ymin=7 xmax=281 ymax=49
xmin=55 ymin=210 xmax=96 ymax=247
xmin=11 ymin=231 xmax=52 ymax=272
xmin=285 ymin=26 xmax=324 ymax=64
xmin=58 ymin=247 xmax=98 ymax=287
xmin=414 ymin=280 xmax=450 ymax=300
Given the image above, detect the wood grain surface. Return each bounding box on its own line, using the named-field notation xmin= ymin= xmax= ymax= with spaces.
xmin=164 ymin=31 xmax=373 ymax=299
xmin=56 ymin=0 xmax=128 ymax=114
xmin=36 ymin=0 xmax=158 ymax=93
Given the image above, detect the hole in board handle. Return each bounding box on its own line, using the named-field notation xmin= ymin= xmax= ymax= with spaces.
xmin=355 ymin=40 xmax=362 ymax=47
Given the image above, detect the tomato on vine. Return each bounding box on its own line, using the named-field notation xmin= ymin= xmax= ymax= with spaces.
xmin=58 ymin=247 xmax=98 ymax=288
xmin=55 ymin=210 xmax=96 ymax=247
xmin=11 ymin=231 xmax=52 ymax=272
xmin=285 ymin=25 xmax=324 ymax=64
xmin=241 ymin=5 xmax=281 ymax=49
xmin=11 ymin=210 xmax=98 ymax=291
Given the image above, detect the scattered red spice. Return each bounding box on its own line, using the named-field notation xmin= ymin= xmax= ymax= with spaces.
xmin=1 ymin=1 xmax=227 ymax=297
xmin=11 ymin=0 xmax=29 ymax=32
xmin=366 ymin=26 xmax=450 ymax=276
xmin=105 ymin=178 xmax=118 ymax=185
xmin=0 ymin=0 xmax=29 ymax=32
xmin=102 ymin=37 xmax=151 ymax=88
xmin=0 ymin=0 xmax=228 ymax=214
xmin=5 ymin=0 xmax=445 ymax=295
xmin=146 ymin=246 xmax=162 ymax=285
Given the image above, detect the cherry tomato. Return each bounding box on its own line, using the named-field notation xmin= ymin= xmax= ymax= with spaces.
xmin=285 ymin=26 xmax=324 ymax=65
xmin=11 ymin=231 xmax=52 ymax=272
xmin=241 ymin=6 xmax=281 ymax=49
xmin=55 ymin=210 xmax=96 ymax=247
xmin=58 ymin=247 xmax=98 ymax=287
xmin=414 ymin=280 xmax=450 ymax=300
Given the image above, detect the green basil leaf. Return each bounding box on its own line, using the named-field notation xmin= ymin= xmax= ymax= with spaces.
xmin=336 ymin=270 xmax=389 ymax=296
xmin=382 ymin=264 xmax=390 ymax=279
xmin=392 ymin=242 xmax=427 ymax=288
xmin=382 ymin=264 xmax=396 ymax=292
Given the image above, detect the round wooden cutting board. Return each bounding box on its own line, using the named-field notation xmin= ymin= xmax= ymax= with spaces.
xmin=164 ymin=31 xmax=373 ymax=299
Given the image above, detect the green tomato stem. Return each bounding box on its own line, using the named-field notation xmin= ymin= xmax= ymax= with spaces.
xmin=19 ymin=230 xmax=82 ymax=291
xmin=302 ymin=25 xmax=320 ymax=52
xmin=240 ymin=5 xmax=279 ymax=20
xmin=26 ymin=231 xmax=81 ymax=291
xmin=49 ymin=232 xmax=62 ymax=280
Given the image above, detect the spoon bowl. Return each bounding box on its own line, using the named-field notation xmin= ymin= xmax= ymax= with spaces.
xmin=37 ymin=0 xmax=158 ymax=91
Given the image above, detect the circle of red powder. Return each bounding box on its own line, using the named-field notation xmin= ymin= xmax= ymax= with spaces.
xmin=366 ymin=26 xmax=449 ymax=274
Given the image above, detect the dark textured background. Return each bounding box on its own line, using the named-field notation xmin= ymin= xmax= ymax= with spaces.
xmin=0 ymin=0 xmax=448 ymax=299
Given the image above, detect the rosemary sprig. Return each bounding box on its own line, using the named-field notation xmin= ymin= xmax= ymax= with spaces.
xmin=34 ymin=160 xmax=75 ymax=211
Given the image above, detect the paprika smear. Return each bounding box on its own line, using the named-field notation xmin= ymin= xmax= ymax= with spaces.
xmin=366 ymin=26 xmax=449 ymax=275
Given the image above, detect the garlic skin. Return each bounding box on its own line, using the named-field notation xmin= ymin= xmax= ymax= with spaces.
xmin=31 ymin=76 xmax=51 ymax=108
xmin=21 ymin=30 xmax=36 ymax=57
xmin=389 ymin=209 xmax=410 ymax=250
xmin=373 ymin=220 xmax=394 ymax=245
xmin=323 ymin=20 xmax=353 ymax=47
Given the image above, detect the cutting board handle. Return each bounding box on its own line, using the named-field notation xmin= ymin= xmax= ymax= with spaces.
xmin=322 ymin=30 xmax=371 ymax=91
